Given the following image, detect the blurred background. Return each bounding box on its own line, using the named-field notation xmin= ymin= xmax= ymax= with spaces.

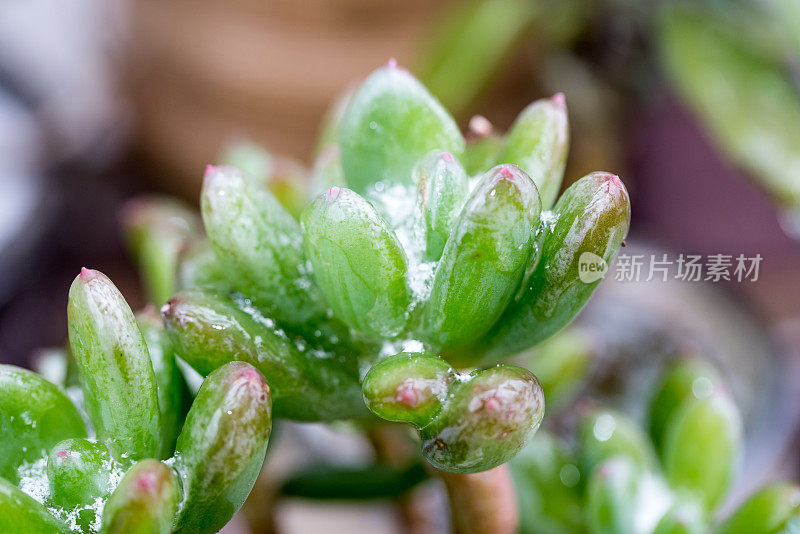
xmin=1 ymin=0 xmax=800 ymax=531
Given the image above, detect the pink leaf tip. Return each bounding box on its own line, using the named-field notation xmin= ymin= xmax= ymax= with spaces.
xmin=79 ymin=267 xmax=96 ymax=281
xmin=551 ymin=92 xmax=566 ymax=108
xmin=602 ymin=173 xmax=623 ymax=192
xmin=136 ymin=471 xmax=158 ymax=494
xmin=233 ymin=365 xmax=269 ymax=398
xmin=386 ymin=58 xmax=398 ymax=69
xmin=326 ymin=186 xmax=342 ymax=202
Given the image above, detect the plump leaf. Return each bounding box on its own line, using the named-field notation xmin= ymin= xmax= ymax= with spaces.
xmin=339 ymin=61 xmax=465 ymax=194
xmin=67 ymin=269 xmax=161 ymax=463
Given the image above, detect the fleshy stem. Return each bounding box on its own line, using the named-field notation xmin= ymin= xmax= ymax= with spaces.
xmin=438 ymin=466 xmax=519 ymax=534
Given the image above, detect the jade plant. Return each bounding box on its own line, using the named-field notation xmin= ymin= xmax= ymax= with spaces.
xmin=0 ymin=61 xmax=630 ymax=532
xmin=0 ymin=270 xmax=272 ymax=533
xmin=142 ymin=60 xmax=628 ymax=473
xmin=510 ymin=357 xmax=800 ymax=534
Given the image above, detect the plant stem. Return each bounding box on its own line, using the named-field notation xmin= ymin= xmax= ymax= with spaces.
xmin=438 ymin=466 xmax=519 ymax=534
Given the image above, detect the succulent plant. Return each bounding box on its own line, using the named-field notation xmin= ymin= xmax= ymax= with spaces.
xmin=510 ymin=357 xmax=800 ymax=534
xmin=125 ymin=61 xmax=629 ymax=474
xmin=0 ymin=270 xmax=271 ymax=533
xmin=1 ymin=61 xmax=630 ymax=532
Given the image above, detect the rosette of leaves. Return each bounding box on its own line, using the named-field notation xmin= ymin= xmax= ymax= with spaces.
xmin=122 ymin=61 xmax=630 ymax=474
xmin=510 ymin=358 xmax=800 ymax=534
xmin=0 ymin=270 xmax=272 ymax=533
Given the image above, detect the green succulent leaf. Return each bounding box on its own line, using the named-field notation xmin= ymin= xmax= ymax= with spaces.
xmin=281 ymin=462 xmax=428 ymax=501
xmin=497 ymin=94 xmax=570 ymax=209
xmin=137 ymin=309 xmax=189 ymax=458
xmin=302 ymin=186 xmax=411 ymax=340
xmin=101 ymin=459 xmax=180 ymax=534
xmin=662 ymin=391 xmax=742 ymax=511
xmin=585 ymin=457 xmax=642 ymax=534
xmin=201 ymin=164 xmax=324 ymax=325
xmin=120 ymin=196 xmax=201 ymax=306
xmin=648 ymin=357 xmax=721 ymax=456
xmin=339 ymin=61 xmax=465 ymax=194
xmin=162 ymin=289 xmax=365 ymax=421
xmin=523 ymin=326 xmax=595 ymax=412
xmin=482 ymin=171 xmax=630 ymax=362
xmin=424 ymin=164 xmax=541 ymax=360
xmin=0 ymin=365 xmax=86 ymax=484
xmin=653 ymin=499 xmax=707 ymax=534
xmin=509 ymin=431 xmax=585 ymax=534
xmin=67 ymin=269 xmax=161 ymax=463
xmin=717 ymin=483 xmax=800 ymax=534
xmin=661 ymin=4 xmax=800 ymax=209
xmin=578 ymin=408 xmax=657 ymax=476
xmin=463 ymin=131 xmax=504 ymax=176
xmin=173 ymin=362 xmax=271 ymax=533
xmin=175 ymin=238 xmax=230 ymax=294
xmin=414 ymin=150 xmax=470 ymax=262
xmin=220 ymin=139 xmax=309 ymax=219
xmin=418 ymin=0 xmax=536 ymax=114
xmin=0 ymin=476 xmax=70 ymax=533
